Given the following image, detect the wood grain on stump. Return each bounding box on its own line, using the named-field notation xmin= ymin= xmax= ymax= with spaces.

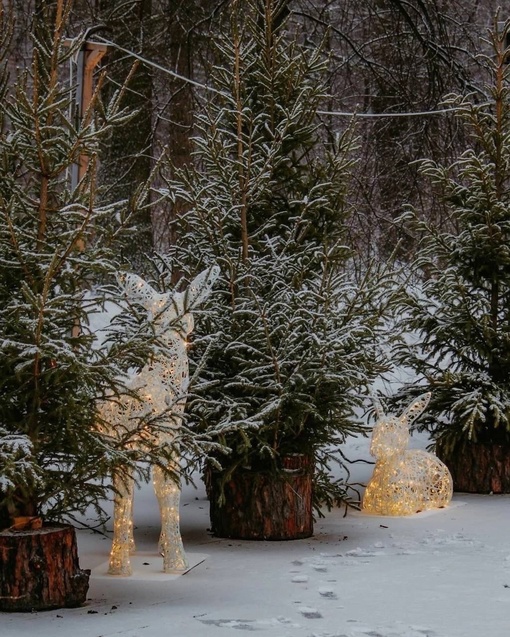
xmin=0 ymin=524 xmax=90 ymax=612
xmin=436 ymin=441 xmax=510 ymax=493
xmin=208 ymin=454 xmax=313 ymax=540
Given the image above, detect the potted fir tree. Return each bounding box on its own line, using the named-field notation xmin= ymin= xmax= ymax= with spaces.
xmin=394 ymin=19 xmax=510 ymax=493
xmin=162 ymin=0 xmax=391 ymax=539
xmin=0 ymin=2 xmax=163 ymax=610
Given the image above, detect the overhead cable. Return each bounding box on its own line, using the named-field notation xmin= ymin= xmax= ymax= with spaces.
xmin=91 ymin=36 xmax=476 ymax=120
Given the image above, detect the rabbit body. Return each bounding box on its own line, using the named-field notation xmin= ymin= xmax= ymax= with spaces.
xmin=363 ymin=393 xmax=453 ymax=516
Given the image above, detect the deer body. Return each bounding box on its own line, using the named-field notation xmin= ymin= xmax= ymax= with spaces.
xmin=363 ymin=393 xmax=453 ymax=516
xmin=101 ymin=266 xmax=219 ymax=575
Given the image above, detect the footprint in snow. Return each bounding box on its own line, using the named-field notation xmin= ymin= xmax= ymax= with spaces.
xmin=198 ymin=616 xmax=303 ymax=631
xmin=198 ymin=619 xmax=263 ymax=631
xmin=348 ymin=624 xmax=438 ymax=637
xmin=311 ymin=562 xmax=328 ymax=572
xmin=345 ymin=547 xmax=384 ymax=558
xmin=307 ymin=633 xmax=350 ymax=637
xmin=298 ymin=605 xmax=323 ymax=619
xmin=318 ymin=587 xmax=338 ymax=600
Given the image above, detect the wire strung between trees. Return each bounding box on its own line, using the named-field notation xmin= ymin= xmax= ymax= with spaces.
xmin=93 ymin=35 xmax=228 ymax=97
xmin=317 ymin=107 xmax=462 ymax=118
xmin=91 ymin=35 xmax=468 ymax=119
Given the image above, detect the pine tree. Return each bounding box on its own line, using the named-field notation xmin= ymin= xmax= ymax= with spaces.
xmin=394 ymin=18 xmax=510 ymax=452
xmin=161 ymin=0 xmax=392 ymax=509
xmin=0 ymin=1 xmax=174 ymax=524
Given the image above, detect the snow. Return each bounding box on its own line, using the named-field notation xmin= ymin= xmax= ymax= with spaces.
xmin=4 ymin=432 xmax=510 ymax=637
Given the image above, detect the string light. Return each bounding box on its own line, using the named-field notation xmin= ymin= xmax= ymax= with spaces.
xmin=363 ymin=393 xmax=453 ymax=516
xmin=101 ymin=266 xmax=220 ymax=575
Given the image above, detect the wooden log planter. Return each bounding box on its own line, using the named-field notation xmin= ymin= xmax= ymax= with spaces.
xmin=207 ymin=454 xmax=313 ymax=540
xmin=0 ymin=523 xmax=90 ymax=612
xmin=436 ymin=440 xmax=510 ymax=493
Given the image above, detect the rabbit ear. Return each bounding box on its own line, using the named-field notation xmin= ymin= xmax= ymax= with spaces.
xmin=401 ymin=392 xmax=431 ymax=425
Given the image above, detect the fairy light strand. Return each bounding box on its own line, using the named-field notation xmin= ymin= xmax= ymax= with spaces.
xmin=100 ymin=266 xmax=220 ymax=576
xmin=363 ymin=393 xmax=453 ymax=516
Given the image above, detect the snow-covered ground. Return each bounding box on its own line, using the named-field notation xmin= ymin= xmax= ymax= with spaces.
xmin=4 ymin=431 xmax=510 ymax=637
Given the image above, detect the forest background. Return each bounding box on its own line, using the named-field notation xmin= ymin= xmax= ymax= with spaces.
xmin=6 ymin=0 xmax=503 ymax=266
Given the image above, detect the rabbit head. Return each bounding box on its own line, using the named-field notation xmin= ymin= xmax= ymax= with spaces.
xmin=369 ymin=393 xmax=431 ymax=460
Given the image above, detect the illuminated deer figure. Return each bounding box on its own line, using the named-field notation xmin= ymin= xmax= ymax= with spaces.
xmin=101 ymin=266 xmax=220 ymax=576
xmin=363 ymin=393 xmax=453 ymax=516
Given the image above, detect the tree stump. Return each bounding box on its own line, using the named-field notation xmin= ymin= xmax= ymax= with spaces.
xmin=208 ymin=454 xmax=313 ymax=540
xmin=0 ymin=524 xmax=90 ymax=612
xmin=436 ymin=441 xmax=510 ymax=493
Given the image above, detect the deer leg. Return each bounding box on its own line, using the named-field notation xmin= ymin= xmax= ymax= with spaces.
xmin=108 ymin=467 xmax=135 ymax=576
xmin=153 ymin=463 xmax=188 ymax=572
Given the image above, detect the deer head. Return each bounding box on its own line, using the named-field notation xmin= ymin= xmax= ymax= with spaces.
xmin=119 ymin=266 xmax=220 ymax=344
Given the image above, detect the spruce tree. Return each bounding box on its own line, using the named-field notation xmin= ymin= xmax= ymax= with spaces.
xmin=394 ymin=19 xmax=510 ymax=452
xmin=0 ymin=1 xmax=176 ymax=524
xmin=162 ymin=0 xmax=391 ymax=509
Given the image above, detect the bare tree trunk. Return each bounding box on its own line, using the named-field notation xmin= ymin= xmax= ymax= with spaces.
xmin=98 ymin=0 xmax=154 ymax=267
xmin=151 ymin=0 xmax=195 ymax=254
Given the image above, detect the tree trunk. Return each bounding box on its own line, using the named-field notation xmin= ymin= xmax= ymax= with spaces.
xmin=0 ymin=524 xmax=90 ymax=612
xmin=208 ymin=454 xmax=313 ymax=540
xmin=98 ymin=0 xmax=154 ymax=267
xmin=436 ymin=441 xmax=510 ymax=494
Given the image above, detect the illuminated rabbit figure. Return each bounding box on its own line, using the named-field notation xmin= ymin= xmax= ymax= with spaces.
xmin=363 ymin=393 xmax=453 ymax=516
xmin=103 ymin=265 xmax=220 ymax=576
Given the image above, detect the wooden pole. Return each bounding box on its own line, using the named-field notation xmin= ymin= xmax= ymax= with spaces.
xmin=70 ymin=40 xmax=108 ymax=190
xmin=65 ymin=39 xmax=108 ymax=338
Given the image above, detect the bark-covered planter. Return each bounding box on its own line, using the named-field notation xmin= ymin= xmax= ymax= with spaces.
xmin=436 ymin=440 xmax=510 ymax=493
xmin=0 ymin=524 xmax=90 ymax=612
xmin=207 ymin=454 xmax=313 ymax=540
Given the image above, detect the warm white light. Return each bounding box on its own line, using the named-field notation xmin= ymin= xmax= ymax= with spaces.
xmin=101 ymin=266 xmax=220 ymax=575
xmin=363 ymin=393 xmax=453 ymax=516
